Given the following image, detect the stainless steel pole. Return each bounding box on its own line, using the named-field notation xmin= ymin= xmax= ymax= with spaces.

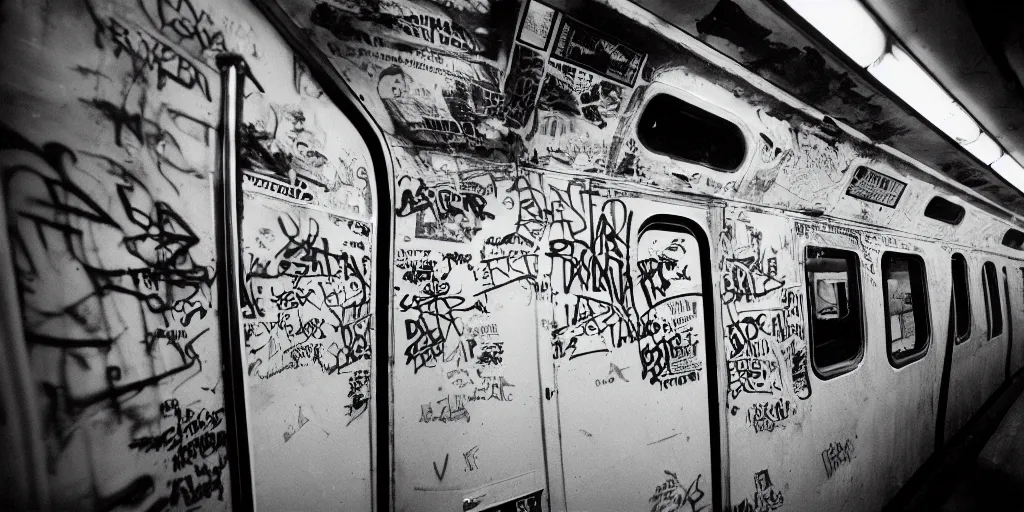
xmin=215 ymin=53 xmax=258 ymax=511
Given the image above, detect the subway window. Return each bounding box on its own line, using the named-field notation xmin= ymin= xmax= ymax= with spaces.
xmin=924 ymin=196 xmax=965 ymax=225
xmin=952 ymin=254 xmax=971 ymax=344
xmin=1002 ymin=229 xmax=1024 ymax=250
xmin=805 ymin=247 xmax=863 ymax=377
xmin=1004 ymin=267 xmax=1012 ymax=340
xmin=883 ymin=252 xmax=930 ymax=366
xmin=983 ymin=261 xmax=1003 ymax=338
xmin=636 ymin=93 xmax=747 ymax=171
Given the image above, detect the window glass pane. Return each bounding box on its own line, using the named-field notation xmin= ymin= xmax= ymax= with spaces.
xmin=1002 ymin=229 xmax=1024 ymax=250
xmin=806 ymin=247 xmax=862 ymax=376
xmin=1004 ymin=267 xmax=1011 ymax=340
xmin=923 ymin=196 xmax=964 ymax=225
xmin=636 ymin=94 xmax=746 ymax=171
xmin=984 ymin=262 xmax=1003 ymax=338
xmin=952 ymin=254 xmax=970 ymax=343
xmin=884 ymin=253 xmax=929 ymax=365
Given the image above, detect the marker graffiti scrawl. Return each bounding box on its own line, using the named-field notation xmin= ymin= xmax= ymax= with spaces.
xmin=720 ymin=209 xmax=809 ymax=434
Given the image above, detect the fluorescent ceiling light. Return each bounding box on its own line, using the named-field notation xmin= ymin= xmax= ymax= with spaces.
xmin=868 ymin=46 xmax=981 ymax=144
xmin=992 ymin=153 xmax=1024 ymax=176
xmin=992 ymin=154 xmax=1024 ymax=194
xmin=786 ymin=0 xmax=1018 ymax=192
xmin=963 ymin=132 xmax=1002 ymax=165
xmin=782 ymin=0 xmax=887 ymax=67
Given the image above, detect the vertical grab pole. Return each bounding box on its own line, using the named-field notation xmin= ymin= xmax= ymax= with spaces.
xmin=0 ymin=186 xmax=51 ymax=511
xmin=216 ymin=54 xmax=258 ymax=511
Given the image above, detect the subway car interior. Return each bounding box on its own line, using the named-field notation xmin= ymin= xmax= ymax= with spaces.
xmin=6 ymin=0 xmax=1024 ymax=510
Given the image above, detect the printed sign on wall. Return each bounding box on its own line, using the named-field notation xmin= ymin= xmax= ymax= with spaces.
xmin=243 ymin=171 xmax=322 ymax=203
xmin=551 ymin=17 xmax=645 ymax=86
xmin=845 ymin=166 xmax=907 ymax=207
xmin=518 ymin=0 xmax=557 ymax=50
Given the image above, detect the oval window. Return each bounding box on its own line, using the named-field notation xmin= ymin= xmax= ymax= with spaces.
xmin=636 ymin=93 xmax=747 ymax=171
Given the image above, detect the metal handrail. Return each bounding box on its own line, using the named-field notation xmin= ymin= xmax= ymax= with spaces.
xmin=215 ymin=53 xmax=261 ymax=511
xmin=0 ymin=160 xmax=51 ymax=510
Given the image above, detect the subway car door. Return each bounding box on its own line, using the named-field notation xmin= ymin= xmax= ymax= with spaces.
xmin=391 ymin=169 xmax=549 ymax=512
xmin=546 ymin=184 xmax=719 ymax=512
xmin=236 ymin=49 xmax=378 ymax=511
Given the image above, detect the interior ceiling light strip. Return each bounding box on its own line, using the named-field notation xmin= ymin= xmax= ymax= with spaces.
xmin=867 ymin=46 xmax=980 ymax=144
xmin=993 ymin=154 xmax=1024 ymax=192
xmin=964 ymin=132 xmax=1002 ymax=166
xmin=781 ymin=0 xmax=886 ymax=67
xmin=781 ymin=0 xmax=1024 ymax=192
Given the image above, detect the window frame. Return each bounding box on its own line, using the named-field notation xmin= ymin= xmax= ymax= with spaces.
xmin=635 ymin=92 xmax=749 ymax=173
xmin=882 ymin=251 xmax=931 ymax=368
xmin=951 ymin=253 xmax=972 ymax=345
xmin=923 ymin=196 xmax=965 ymax=225
xmin=804 ymin=246 xmax=865 ymax=380
xmin=1020 ymin=267 xmax=1024 ymax=305
xmin=1004 ymin=265 xmax=1012 ymax=337
xmin=982 ymin=261 xmax=1003 ymax=339
xmin=1002 ymin=229 xmax=1024 ymax=250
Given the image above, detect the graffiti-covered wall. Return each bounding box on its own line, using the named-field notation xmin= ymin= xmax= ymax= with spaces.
xmin=278 ymin=0 xmax=1021 ymax=245
xmin=388 ymin=157 xmax=724 ymax=510
xmin=0 ymin=0 xmax=230 ymax=508
xmin=266 ymin=0 xmax=1004 ymax=511
xmin=5 ymin=0 xmax=1022 ymax=510
xmin=236 ymin=3 xmax=378 ymax=510
xmin=0 ymin=0 xmax=376 ymax=509
xmin=390 ymin=162 xmax=548 ymax=510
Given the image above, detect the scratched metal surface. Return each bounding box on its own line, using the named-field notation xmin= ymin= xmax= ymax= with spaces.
xmin=0 ymin=0 xmax=230 ymax=509
xmin=5 ymin=0 xmax=1024 ymax=510
xmin=236 ymin=2 xmax=377 ymax=507
xmin=268 ymin=0 xmax=1024 ymax=510
xmin=0 ymin=0 xmax=379 ymax=510
xmin=547 ymin=184 xmax=715 ymax=512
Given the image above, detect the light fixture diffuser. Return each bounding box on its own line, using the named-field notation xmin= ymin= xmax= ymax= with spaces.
xmin=868 ymin=46 xmax=981 ymax=144
xmin=991 ymin=154 xmax=1024 ymax=194
xmin=963 ymin=132 xmax=1002 ymax=165
xmin=784 ymin=0 xmax=1020 ymax=193
xmin=782 ymin=0 xmax=887 ymax=67
xmin=992 ymin=153 xmax=1024 ymax=176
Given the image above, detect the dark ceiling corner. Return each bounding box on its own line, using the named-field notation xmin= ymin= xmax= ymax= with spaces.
xmin=964 ymin=0 xmax=1024 ymax=106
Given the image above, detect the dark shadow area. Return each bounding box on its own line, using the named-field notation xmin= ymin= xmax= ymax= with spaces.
xmin=886 ymin=372 xmax=1024 ymax=511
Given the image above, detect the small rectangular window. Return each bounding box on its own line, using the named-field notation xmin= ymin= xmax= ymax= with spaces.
xmin=883 ymin=252 xmax=930 ymax=366
xmin=983 ymin=262 xmax=1003 ymax=338
xmin=952 ymin=254 xmax=971 ymax=343
xmin=1002 ymin=229 xmax=1024 ymax=250
xmin=1020 ymin=267 xmax=1024 ymax=304
xmin=637 ymin=93 xmax=747 ymax=171
xmin=924 ymin=196 xmax=965 ymax=225
xmin=1004 ymin=266 xmax=1012 ymax=338
xmin=805 ymin=247 xmax=863 ymax=377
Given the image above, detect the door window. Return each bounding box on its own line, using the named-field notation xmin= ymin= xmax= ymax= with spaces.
xmin=951 ymin=254 xmax=971 ymax=343
xmin=883 ymin=253 xmax=930 ymax=366
xmin=983 ymin=262 xmax=1002 ymax=338
xmin=805 ymin=247 xmax=863 ymax=377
